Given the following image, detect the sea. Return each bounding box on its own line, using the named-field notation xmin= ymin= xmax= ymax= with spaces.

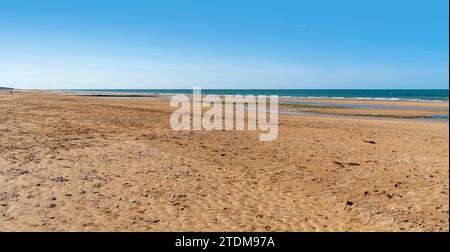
xmin=62 ymin=89 xmax=449 ymax=102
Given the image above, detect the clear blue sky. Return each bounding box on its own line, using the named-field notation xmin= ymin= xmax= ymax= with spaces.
xmin=0 ymin=0 xmax=448 ymax=89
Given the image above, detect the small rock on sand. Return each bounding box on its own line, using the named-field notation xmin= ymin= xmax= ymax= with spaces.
xmin=11 ymin=168 xmax=29 ymax=176
xmin=52 ymin=176 xmax=69 ymax=182
xmin=129 ymin=199 xmax=140 ymax=205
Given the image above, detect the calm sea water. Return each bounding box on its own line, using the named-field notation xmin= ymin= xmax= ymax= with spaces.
xmin=63 ymin=89 xmax=449 ymax=101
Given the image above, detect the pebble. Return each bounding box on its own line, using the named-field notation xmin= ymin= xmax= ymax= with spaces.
xmin=129 ymin=199 xmax=140 ymax=205
xmin=52 ymin=176 xmax=68 ymax=182
xmin=12 ymin=168 xmax=29 ymax=176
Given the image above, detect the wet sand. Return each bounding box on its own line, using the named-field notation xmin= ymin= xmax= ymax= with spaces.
xmin=0 ymin=92 xmax=448 ymax=231
xmin=279 ymin=97 xmax=449 ymax=119
xmin=280 ymin=97 xmax=449 ymax=108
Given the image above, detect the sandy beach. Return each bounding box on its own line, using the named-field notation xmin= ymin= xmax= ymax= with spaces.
xmin=0 ymin=91 xmax=448 ymax=231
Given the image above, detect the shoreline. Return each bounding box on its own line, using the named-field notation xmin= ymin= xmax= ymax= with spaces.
xmin=13 ymin=89 xmax=450 ymax=103
xmin=9 ymin=90 xmax=449 ymax=122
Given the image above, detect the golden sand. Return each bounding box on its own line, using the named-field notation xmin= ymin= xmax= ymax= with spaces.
xmin=0 ymin=92 xmax=448 ymax=231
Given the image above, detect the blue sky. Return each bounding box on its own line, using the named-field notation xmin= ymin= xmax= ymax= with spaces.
xmin=0 ymin=0 xmax=448 ymax=89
